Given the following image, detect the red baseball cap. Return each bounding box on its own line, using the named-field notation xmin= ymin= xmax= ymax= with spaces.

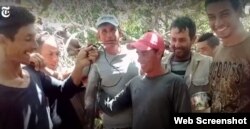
xmin=129 ymin=32 xmax=165 ymax=53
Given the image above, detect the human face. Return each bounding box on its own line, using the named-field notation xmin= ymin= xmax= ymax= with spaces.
xmin=170 ymin=27 xmax=194 ymax=61
xmin=4 ymin=24 xmax=37 ymax=64
xmin=40 ymin=38 xmax=59 ymax=70
xmin=136 ymin=49 xmax=158 ymax=74
xmin=97 ymin=24 xmax=120 ymax=47
xmin=206 ymin=1 xmax=241 ymax=40
xmin=196 ymin=41 xmax=214 ymax=57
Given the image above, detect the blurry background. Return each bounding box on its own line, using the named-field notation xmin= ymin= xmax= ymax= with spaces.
xmin=1 ymin=0 xmax=250 ymax=44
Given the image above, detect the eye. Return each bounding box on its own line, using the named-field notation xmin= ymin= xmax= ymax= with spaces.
xmin=221 ymin=12 xmax=229 ymax=18
xmin=101 ymin=29 xmax=107 ymax=34
xmin=179 ymin=38 xmax=186 ymax=43
xmin=208 ymin=16 xmax=215 ymax=21
xmin=56 ymin=52 xmax=60 ymax=56
xmin=25 ymin=35 xmax=35 ymax=42
xmin=171 ymin=38 xmax=176 ymax=42
xmin=48 ymin=52 xmax=53 ymax=56
xmin=25 ymin=36 xmax=32 ymax=41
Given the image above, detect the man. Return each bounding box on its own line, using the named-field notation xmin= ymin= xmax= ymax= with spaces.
xmin=36 ymin=32 xmax=88 ymax=129
xmin=37 ymin=33 xmax=59 ymax=71
xmin=98 ymin=32 xmax=191 ymax=129
xmin=162 ymin=16 xmax=213 ymax=112
xmin=0 ymin=5 xmax=97 ymax=129
xmin=205 ymin=0 xmax=250 ymax=112
xmin=85 ymin=15 xmax=139 ymax=129
xmin=36 ymin=32 xmax=64 ymax=78
xmin=196 ymin=32 xmax=220 ymax=57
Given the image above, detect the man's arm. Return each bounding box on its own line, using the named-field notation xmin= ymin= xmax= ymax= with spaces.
xmin=71 ymin=46 xmax=98 ymax=86
xmin=39 ymin=46 xmax=98 ymax=98
xmin=97 ymin=85 xmax=132 ymax=116
xmin=84 ymin=64 xmax=100 ymax=111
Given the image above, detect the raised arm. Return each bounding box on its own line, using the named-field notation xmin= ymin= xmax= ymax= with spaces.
xmin=84 ymin=64 xmax=100 ymax=111
xmin=97 ymin=85 xmax=132 ymax=116
xmin=33 ymin=46 xmax=98 ymax=98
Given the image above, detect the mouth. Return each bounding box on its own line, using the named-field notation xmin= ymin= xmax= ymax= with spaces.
xmin=103 ymin=40 xmax=116 ymax=44
xmin=49 ymin=64 xmax=57 ymax=70
xmin=174 ymin=49 xmax=183 ymax=53
xmin=216 ymin=26 xmax=227 ymax=33
xmin=25 ymin=48 xmax=36 ymax=53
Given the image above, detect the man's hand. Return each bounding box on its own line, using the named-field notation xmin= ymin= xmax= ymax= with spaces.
xmin=71 ymin=45 xmax=99 ymax=86
xmin=29 ymin=53 xmax=46 ymax=71
xmin=75 ymin=45 xmax=99 ymax=67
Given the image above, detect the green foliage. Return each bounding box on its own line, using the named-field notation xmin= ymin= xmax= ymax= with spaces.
xmin=16 ymin=0 xmax=250 ymax=41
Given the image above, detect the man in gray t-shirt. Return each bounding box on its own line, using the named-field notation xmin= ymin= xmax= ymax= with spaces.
xmin=85 ymin=15 xmax=139 ymax=129
xmin=98 ymin=32 xmax=191 ymax=129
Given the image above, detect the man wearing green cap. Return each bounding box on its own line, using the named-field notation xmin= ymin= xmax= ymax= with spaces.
xmin=85 ymin=15 xmax=140 ymax=129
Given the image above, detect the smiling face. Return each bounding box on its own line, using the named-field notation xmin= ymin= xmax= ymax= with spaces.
xmin=3 ymin=24 xmax=37 ymax=64
xmin=39 ymin=36 xmax=59 ymax=70
xmin=170 ymin=27 xmax=194 ymax=61
xmin=136 ymin=49 xmax=159 ymax=74
xmin=206 ymin=0 xmax=241 ymax=41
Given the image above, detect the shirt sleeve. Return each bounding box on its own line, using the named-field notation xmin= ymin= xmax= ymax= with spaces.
xmin=97 ymin=84 xmax=132 ymax=116
xmin=40 ymin=70 xmax=82 ymax=99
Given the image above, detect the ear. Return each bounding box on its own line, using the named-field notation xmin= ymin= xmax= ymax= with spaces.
xmin=156 ymin=50 xmax=163 ymax=58
xmin=119 ymin=29 xmax=124 ymax=38
xmin=191 ymin=35 xmax=197 ymax=44
xmin=0 ymin=34 xmax=7 ymax=44
xmin=236 ymin=8 xmax=243 ymax=18
xmin=96 ymin=31 xmax=100 ymax=41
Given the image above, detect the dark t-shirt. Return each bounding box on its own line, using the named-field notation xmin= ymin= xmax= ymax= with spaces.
xmin=99 ymin=72 xmax=191 ymax=129
xmin=209 ymin=35 xmax=250 ymax=112
xmin=0 ymin=66 xmax=80 ymax=129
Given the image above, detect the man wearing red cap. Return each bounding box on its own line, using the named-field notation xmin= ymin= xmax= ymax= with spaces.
xmin=97 ymin=32 xmax=191 ymax=129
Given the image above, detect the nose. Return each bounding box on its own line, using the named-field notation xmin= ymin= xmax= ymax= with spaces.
xmin=215 ymin=17 xmax=223 ymax=28
xmin=106 ymin=31 xmax=114 ymax=40
xmin=33 ymin=40 xmax=39 ymax=49
xmin=171 ymin=41 xmax=181 ymax=50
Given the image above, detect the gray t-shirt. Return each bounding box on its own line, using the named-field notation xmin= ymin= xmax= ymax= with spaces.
xmin=85 ymin=45 xmax=140 ymax=128
xmin=99 ymin=72 xmax=191 ymax=129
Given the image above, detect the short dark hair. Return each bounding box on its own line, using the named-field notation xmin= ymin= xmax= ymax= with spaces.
xmin=0 ymin=6 xmax=35 ymax=41
xmin=197 ymin=32 xmax=219 ymax=48
xmin=170 ymin=16 xmax=196 ymax=39
xmin=205 ymin=0 xmax=241 ymax=11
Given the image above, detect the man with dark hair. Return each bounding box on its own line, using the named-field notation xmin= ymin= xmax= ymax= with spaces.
xmin=205 ymin=0 xmax=250 ymax=112
xmin=162 ymin=16 xmax=212 ymax=112
xmin=196 ymin=32 xmax=220 ymax=57
xmin=0 ymin=5 xmax=98 ymax=129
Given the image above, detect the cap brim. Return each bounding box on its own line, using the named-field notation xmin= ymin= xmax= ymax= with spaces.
xmin=129 ymin=40 xmax=152 ymax=51
xmin=96 ymin=21 xmax=118 ymax=28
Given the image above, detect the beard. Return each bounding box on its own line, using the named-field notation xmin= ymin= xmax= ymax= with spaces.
xmin=173 ymin=47 xmax=191 ymax=61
